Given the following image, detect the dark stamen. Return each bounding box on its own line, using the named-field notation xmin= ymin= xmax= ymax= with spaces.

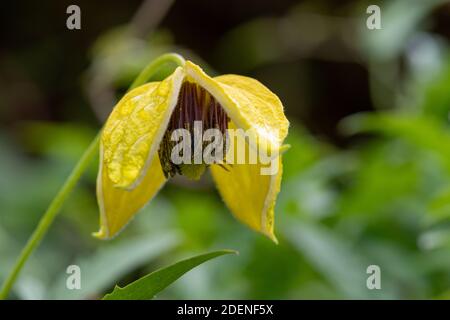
xmin=158 ymin=81 xmax=230 ymax=179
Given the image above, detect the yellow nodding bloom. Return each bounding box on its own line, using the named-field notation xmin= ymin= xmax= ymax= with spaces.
xmin=95 ymin=60 xmax=289 ymax=242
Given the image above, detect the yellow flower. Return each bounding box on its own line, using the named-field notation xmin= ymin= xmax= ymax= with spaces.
xmin=95 ymin=60 xmax=289 ymax=242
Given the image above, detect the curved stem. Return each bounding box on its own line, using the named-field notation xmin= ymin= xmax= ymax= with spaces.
xmin=130 ymin=53 xmax=185 ymax=90
xmin=0 ymin=134 xmax=100 ymax=299
xmin=0 ymin=52 xmax=185 ymax=300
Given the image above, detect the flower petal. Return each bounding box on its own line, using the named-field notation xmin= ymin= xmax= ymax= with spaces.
xmin=209 ymin=125 xmax=283 ymax=242
xmin=184 ymin=61 xmax=289 ymax=153
xmin=94 ymin=149 xmax=166 ymax=239
xmin=101 ymin=68 xmax=184 ymax=189
xmin=96 ymin=67 xmax=185 ymax=239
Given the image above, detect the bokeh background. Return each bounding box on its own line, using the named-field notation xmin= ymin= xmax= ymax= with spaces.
xmin=2 ymin=0 xmax=450 ymax=299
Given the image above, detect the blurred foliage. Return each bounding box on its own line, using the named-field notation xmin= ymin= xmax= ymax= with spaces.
xmin=2 ymin=0 xmax=450 ymax=299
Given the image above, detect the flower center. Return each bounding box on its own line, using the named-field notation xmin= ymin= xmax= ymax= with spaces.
xmin=158 ymin=81 xmax=229 ymax=179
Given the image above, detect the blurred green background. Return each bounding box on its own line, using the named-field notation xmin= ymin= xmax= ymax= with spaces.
xmin=2 ymin=0 xmax=450 ymax=299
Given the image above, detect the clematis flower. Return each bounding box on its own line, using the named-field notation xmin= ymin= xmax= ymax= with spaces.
xmin=95 ymin=60 xmax=289 ymax=242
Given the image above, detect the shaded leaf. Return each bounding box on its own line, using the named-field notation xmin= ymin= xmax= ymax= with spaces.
xmin=48 ymin=233 xmax=180 ymax=299
xmin=342 ymin=113 xmax=450 ymax=173
xmin=284 ymin=221 xmax=397 ymax=299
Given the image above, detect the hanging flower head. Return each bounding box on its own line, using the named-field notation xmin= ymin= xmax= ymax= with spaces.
xmin=95 ymin=60 xmax=289 ymax=242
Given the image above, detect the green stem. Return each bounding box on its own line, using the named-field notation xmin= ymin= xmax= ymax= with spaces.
xmin=0 ymin=134 xmax=100 ymax=299
xmin=130 ymin=53 xmax=185 ymax=90
xmin=0 ymin=53 xmax=185 ymax=300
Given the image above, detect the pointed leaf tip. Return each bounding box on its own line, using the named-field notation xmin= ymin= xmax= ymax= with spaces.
xmin=102 ymin=250 xmax=237 ymax=300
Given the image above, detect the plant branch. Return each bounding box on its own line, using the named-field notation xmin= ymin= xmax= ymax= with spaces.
xmin=0 ymin=53 xmax=185 ymax=300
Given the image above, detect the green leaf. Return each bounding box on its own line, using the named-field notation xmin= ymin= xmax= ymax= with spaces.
xmin=103 ymin=250 xmax=237 ymax=300
xmin=48 ymin=233 xmax=180 ymax=299
xmin=342 ymin=113 xmax=450 ymax=172
xmin=284 ymin=221 xmax=398 ymax=299
xmin=422 ymin=55 xmax=450 ymax=120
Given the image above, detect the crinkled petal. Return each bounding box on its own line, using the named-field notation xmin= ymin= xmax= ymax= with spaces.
xmin=184 ymin=61 xmax=289 ymax=153
xmin=95 ymin=148 xmax=166 ymax=239
xmin=95 ymin=67 xmax=185 ymax=238
xmin=210 ymin=123 xmax=283 ymax=242
xmin=101 ymin=68 xmax=184 ymax=189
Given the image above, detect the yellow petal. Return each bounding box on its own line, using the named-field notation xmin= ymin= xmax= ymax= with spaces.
xmin=96 ymin=60 xmax=288 ymax=240
xmin=95 ymin=147 xmax=166 ymax=239
xmin=96 ymin=67 xmax=184 ymax=238
xmin=210 ymin=124 xmax=283 ymax=242
xmin=184 ymin=61 xmax=289 ymax=153
xmin=101 ymin=67 xmax=184 ymax=189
